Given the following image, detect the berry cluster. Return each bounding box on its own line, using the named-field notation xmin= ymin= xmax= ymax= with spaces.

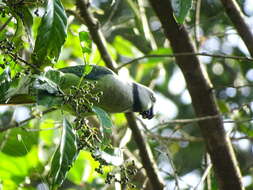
xmin=105 ymin=161 xmax=138 ymax=188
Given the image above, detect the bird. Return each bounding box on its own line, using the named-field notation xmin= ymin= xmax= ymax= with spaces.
xmin=4 ymin=65 xmax=156 ymax=119
xmin=59 ymin=65 xmax=156 ymax=119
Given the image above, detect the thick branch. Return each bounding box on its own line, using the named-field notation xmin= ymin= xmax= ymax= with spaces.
xmin=125 ymin=113 xmax=164 ymax=189
xmin=75 ymin=0 xmax=117 ymax=71
xmin=148 ymin=0 xmax=244 ymax=190
xmin=220 ymin=0 xmax=253 ymax=57
xmin=76 ymin=0 xmax=164 ymax=189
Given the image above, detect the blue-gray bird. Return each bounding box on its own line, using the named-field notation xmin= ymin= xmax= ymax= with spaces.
xmin=59 ymin=65 xmax=156 ymax=119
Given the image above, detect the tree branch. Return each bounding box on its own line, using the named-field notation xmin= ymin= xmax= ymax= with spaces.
xmin=75 ymin=0 xmax=117 ymax=71
xmin=125 ymin=113 xmax=164 ymax=189
xmin=0 ymin=108 xmax=56 ymax=132
xmin=116 ymin=52 xmax=253 ymax=70
xmin=75 ymin=0 xmax=164 ymax=189
xmin=220 ymin=0 xmax=253 ymax=57
xmin=148 ymin=0 xmax=244 ymax=190
xmin=0 ymin=16 xmax=12 ymax=32
xmin=153 ymin=115 xmax=253 ymax=129
xmin=8 ymin=52 xmax=40 ymax=73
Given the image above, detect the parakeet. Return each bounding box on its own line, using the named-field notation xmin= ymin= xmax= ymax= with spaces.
xmin=59 ymin=65 xmax=156 ymax=119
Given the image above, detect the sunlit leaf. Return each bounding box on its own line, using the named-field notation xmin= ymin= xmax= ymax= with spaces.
xmin=113 ymin=36 xmax=142 ymax=57
xmin=33 ymin=0 xmax=67 ymax=67
xmin=83 ymin=64 xmax=93 ymax=75
xmin=34 ymin=76 xmax=60 ymax=95
xmin=79 ymin=31 xmax=92 ymax=63
xmin=0 ymin=126 xmax=39 ymax=157
xmin=0 ymin=146 xmax=39 ymax=188
xmin=92 ymin=106 xmax=113 ymax=134
xmin=48 ymin=118 xmax=79 ymax=188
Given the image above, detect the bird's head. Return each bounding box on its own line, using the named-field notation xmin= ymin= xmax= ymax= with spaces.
xmin=132 ymin=83 xmax=156 ymax=119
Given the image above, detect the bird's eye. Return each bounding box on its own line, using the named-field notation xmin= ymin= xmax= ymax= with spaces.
xmin=150 ymin=94 xmax=156 ymax=102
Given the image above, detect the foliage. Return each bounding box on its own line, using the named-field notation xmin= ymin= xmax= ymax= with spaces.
xmin=0 ymin=0 xmax=253 ymax=189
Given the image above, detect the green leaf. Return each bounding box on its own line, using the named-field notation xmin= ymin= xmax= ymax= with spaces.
xmin=0 ymin=126 xmax=39 ymax=157
xmin=67 ymin=151 xmax=89 ymax=184
xmin=34 ymin=69 xmax=65 ymax=94
xmin=34 ymin=70 xmax=64 ymax=107
xmin=34 ymin=75 xmax=60 ymax=94
xmin=33 ymin=0 xmax=67 ymax=67
xmin=20 ymin=7 xmax=33 ymax=37
xmin=37 ymin=91 xmax=63 ymax=107
xmin=92 ymin=106 xmax=113 ymax=133
xmin=238 ymin=123 xmax=253 ymax=137
xmin=79 ymin=31 xmax=92 ymax=62
xmin=0 ymin=146 xmax=39 ymax=188
xmin=79 ymin=31 xmax=90 ymax=42
xmin=12 ymin=15 xmax=25 ymax=50
xmin=45 ymin=69 xmax=62 ymax=85
xmin=5 ymin=75 xmax=32 ymax=101
xmin=48 ymin=118 xmax=79 ymax=188
xmin=147 ymin=48 xmax=173 ymax=64
xmin=0 ymin=67 xmax=11 ymax=102
xmin=13 ymin=6 xmax=33 ymax=37
xmin=217 ymin=100 xmax=230 ymax=113
xmin=171 ymin=0 xmax=192 ymax=24
xmin=113 ymin=36 xmax=141 ymax=57
xmin=83 ymin=64 xmax=93 ymax=75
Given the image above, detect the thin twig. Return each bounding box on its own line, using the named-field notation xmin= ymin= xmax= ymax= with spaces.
xmin=194 ymin=0 xmax=202 ymax=49
xmin=8 ymin=52 xmax=40 ymax=72
xmin=212 ymin=84 xmax=253 ymax=91
xmin=148 ymin=133 xmax=203 ymax=142
xmin=137 ymin=0 xmax=157 ymax=49
xmin=152 ymin=115 xmax=253 ymax=131
xmin=102 ymin=0 xmax=121 ymax=28
xmin=193 ymin=163 xmax=213 ymax=190
xmin=138 ymin=118 xmax=181 ymax=189
xmin=116 ymin=52 xmax=253 ymax=70
xmin=0 ymin=16 xmax=13 ymax=32
xmin=0 ymin=108 xmax=56 ymax=132
xmin=154 ymin=114 xmax=221 ymax=126
xmin=147 ymin=132 xmax=253 ymax=143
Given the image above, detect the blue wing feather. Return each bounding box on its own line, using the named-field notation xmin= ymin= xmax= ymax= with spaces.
xmin=59 ymin=65 xmax=114 ymax=80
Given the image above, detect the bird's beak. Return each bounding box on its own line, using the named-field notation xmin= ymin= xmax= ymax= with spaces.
xmin=140 ymin=106 xmax=154 ymax=119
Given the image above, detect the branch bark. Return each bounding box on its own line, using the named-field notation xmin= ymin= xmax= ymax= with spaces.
xmin=75 ymin=0 xmax=117 ymax=71
xmin=220 ymin=0 xmax=253 ymax=57
xmin=76 ymin=0 xmax=164 ymax=189
xmin=148 ymin=0 xmax=244 ymax=190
